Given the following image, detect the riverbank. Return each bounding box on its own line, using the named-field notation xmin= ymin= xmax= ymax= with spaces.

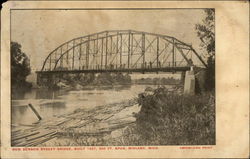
xmin=11 ymin=86 xmax=215 ymax=146
xmin=134 ymin=87 xmax=215 ymax=145
xmin=49 ymin=72 xmax=132 ymax=89
xmin=35 ymin=72 xmax=181 ymax=90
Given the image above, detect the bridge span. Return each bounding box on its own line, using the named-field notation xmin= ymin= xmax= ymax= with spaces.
xmin=36 ymin=30 xmax=207 ymax=89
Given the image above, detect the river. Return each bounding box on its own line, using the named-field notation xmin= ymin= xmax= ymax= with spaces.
xmin=11 ymin=84 xmax=173 ymax=125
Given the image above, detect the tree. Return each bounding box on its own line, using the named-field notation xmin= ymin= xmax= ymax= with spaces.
xmin=195 ymin=9 xmax=215 ymax=91
xmin=11 ymin=42 xmax=31 ymax=88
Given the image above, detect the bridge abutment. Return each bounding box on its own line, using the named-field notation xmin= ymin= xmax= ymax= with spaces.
xmin=184 ymin=69 xmax=195 ymax=95
xmin=182 ymin=67 xmax=207 ymax=95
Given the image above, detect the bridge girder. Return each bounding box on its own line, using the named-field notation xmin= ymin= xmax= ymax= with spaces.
xmin=41 ymin=30 xmax=207 ymax=72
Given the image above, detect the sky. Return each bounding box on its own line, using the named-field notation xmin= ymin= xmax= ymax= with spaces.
xmin=11 ymin=9 xmax=206 ymax=71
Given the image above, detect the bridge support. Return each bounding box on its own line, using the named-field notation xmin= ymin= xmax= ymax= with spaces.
xmin=183 ymin=67 xmax=195 ymax=95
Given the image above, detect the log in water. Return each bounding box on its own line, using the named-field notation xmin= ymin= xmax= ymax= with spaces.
xmin=28 ymin=104 xmax=42 ymax=121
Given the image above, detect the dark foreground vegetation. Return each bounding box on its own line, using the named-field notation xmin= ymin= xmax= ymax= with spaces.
xmin=105 ymin=87 xmax=215 ymax=145
xmin=135 ymin=87 xmax=215 ymax=145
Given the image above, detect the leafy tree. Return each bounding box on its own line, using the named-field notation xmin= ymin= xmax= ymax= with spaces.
xmin=195 ymin=9 xmax=215 ymax=91
xmin=11 ymin=42 xmax=31 ymax=88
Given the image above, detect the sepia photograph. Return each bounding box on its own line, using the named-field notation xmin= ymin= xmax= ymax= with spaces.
xmin=1 ymin=0 xmax=249 ymax=158
xmin=10 ymin=8 xmax=216 ymax=147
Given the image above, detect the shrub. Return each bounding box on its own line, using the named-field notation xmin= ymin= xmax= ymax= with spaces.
xmin=136 ymin=87 xmax=215 ymax=145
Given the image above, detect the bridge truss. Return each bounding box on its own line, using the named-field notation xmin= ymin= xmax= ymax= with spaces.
xmin=41 ymin=30 xmax=207 ymax=73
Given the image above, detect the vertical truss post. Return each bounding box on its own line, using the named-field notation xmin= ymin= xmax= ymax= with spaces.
xmin=101 ymin=38 xmax=104 ymax=69
xmin=157 ymin=37 xmax=159 ymax=68
xmin=116 ymin=32 xmax=119 ymax=66
xmin=172 ymin=38 xmax=175 ymax=67
xmin=128 ymin=31 xmax=131 ymax=69
xmin=105 ymin=33 xmax=108 ymax=68
xmin=131 ymin=33 xmax=133 ymax=68
xmin=79 ymin=39 xmax=82 ymax=70
xmin=120 ymin=34 xmax=122 ymax=68
xmin=142 ymin=33 xmax=145 ymax=69
xmin=96 ymin=35 xmax=99 ymax=69
xmin=72 ymin=40 xmax=75 ymax=70
xmin=110 ymin=36 xmax=113 ymax=67
xmin=86 ymin=36 xmax=90 ymax=69
xmin=93 ymin=39 xmax=96 ymax=69
xmin=110 ymin=36 xmax=113 ymax=55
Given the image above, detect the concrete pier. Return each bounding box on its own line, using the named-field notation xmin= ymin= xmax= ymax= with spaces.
xmin=184 ymin=68 xmax=195 ymax=95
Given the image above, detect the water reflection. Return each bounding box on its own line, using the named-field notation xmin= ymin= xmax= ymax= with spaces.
xmin=35 ymin=89 xmax=69 ymax=99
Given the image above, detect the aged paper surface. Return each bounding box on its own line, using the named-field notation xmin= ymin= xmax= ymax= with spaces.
xmin=1 ymin=0 xmax=249 ymax=158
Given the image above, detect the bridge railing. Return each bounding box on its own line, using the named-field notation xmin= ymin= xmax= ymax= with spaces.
xmin=46 ymin=60 xmax=190 ymax=72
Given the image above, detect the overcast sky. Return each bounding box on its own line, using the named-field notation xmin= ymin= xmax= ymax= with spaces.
xmin=11 ymin=9 xmax=206 ymax=71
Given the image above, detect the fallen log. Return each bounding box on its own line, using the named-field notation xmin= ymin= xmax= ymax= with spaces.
xmin=12 ymin=132 xmax=40 ymax=141
xmin=28 ymin=104 xmax=42 ymax=121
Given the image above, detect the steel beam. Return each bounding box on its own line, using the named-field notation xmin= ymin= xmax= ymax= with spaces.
xmin=142 ymin=34 xmax=145 ymax=69
xmin=60 ymin=47 xmax=63 ymax=68
xmin=101 ymin=38 xmax=104 ymax=69
xmin=37 ymin=66 xmax=191 ymax=74
xmin=157 ymin=37 xmax=159 ymax=68
xmin=72 ymin=40 xmax=75 ymax=70
xmin=128 ymin=31 xmax=131 ymax=69
xmin=116 ymin=32 xmax=119 ymax=66
xmin=191 ymin=48 xmax=208 ymax=68
xmin=175 ymin=46 xmax=192 ymax=66
xmin=144 ymin=38 xmax=156 ymax=53
xmin=49 ymin=56 xmax=52 ymax=71
xmin=105 ymin=34 xmax=108 ymax=68
xmin=96 ymin=35 xmax=99 ymax=68
xmin=120 ymin=34 xmax=122 ymax=67
xmin=131 ymin=33 xmax=133 ymax=67
xmin=86 ymin=36 xmax=90 ymax=69
xmin=93 ymin=39 xmax=96 ymax=68
xmin=43 ymin=30 xmax=208 ymax=71
xmin=79 ymin=39 xmax=82 ymax=70
xmin=110 ymin=36 xmax=113 ymax=55
xmin=172 ymin=39 xmax=175 ymax=67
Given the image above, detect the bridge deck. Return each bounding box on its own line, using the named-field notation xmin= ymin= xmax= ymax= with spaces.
xmin=36 ymin=66 xmax=191 ymax=74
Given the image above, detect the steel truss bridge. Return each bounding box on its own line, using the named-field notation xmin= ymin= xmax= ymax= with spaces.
xmin=38 ymin=30 xmax=207 ymax=75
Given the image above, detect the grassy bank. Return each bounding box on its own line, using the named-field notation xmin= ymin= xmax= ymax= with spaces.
xmin=109 ymin=87 xmax=215 ymax=145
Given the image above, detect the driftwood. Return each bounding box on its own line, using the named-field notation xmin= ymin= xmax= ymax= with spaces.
xmin=12 ymin=132 xmax=40 ymax=141
xmin=11 ymin=99 xmax=140 ymax=146
xmin=28 ymin=104 xmax=42 ymax=120
xmin=12 ymin=129 xmax=58 ymax=147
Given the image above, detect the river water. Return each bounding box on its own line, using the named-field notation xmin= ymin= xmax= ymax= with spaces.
xmin=11 ymin=84 xmax=172 ymax=125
